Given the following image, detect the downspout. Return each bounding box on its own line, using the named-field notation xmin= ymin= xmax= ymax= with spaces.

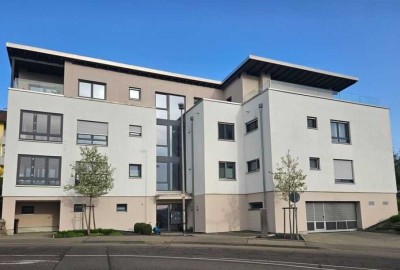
xmin=190 ymin=116 xmax=195 ymax=232
xmin=258 ymin=103 xmax=267 ymax=208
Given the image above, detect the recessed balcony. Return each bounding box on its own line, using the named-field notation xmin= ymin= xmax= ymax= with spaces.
xmin=13 ymin=78 xmax=63 ymax=95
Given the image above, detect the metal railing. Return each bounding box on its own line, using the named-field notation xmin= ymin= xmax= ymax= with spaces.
xmin=14 ymin=78 xmax=64 ymax=95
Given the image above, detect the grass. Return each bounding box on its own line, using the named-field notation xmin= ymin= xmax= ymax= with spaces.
xmin=367 ymin=214 xmax=400 ymax=233
xmin=54 ymin=228 xmax=122 ymax=238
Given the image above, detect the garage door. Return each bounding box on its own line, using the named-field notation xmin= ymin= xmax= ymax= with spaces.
xmin=306 ymin=202 xmax=357 ymax=232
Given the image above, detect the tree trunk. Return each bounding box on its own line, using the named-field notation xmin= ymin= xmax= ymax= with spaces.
xmin=288 ymin=193 xmax=292 ymax=239
xmin=88 ymin=196 xmax=92 ymax=235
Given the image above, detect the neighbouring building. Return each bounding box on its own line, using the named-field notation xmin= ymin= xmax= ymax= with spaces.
xmin=1 ymin=43 xmax=397 ymax=234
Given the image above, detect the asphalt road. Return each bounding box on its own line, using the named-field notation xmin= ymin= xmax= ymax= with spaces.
xmin=0 ymin=243 xmax=398 ymax=270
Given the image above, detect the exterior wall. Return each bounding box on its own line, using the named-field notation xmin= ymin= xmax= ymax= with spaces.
xmin=64 ymin=62 xmax=224 ymax=110
xmin=270 ymin=80 xmax=335 ymax=98
xmin=223 ymin=77 xmax=243 ymax=103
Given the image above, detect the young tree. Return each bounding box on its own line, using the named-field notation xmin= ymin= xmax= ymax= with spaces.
xmin=394 ymin=150 xmax=400 ymax=189
xmin=64 ymin=146 xmax=115 ymax=234
xmin=272 ymin=151 xmax=307 ymax=239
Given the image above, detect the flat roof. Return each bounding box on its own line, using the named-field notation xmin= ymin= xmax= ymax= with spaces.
xmin=6 ymin=43 xmax=358 ymax=91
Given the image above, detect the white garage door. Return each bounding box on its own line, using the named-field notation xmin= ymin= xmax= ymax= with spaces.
xmin=306 ymin=202 xmax=357 ymax=232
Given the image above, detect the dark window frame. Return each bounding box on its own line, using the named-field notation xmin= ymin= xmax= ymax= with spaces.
xmin=245 ymin=118 xmax=258 ymax=134
xmin=19 ymin=110 xmax=63 ymax=142
xmin=218 ymin=122 xmax=235 ymax=141
xmin=249 ymin=202 xmax=263 ymax=210
xmin=307 ymin=116 xmax=318 ymax=129
xmin=16 ymin=154 xmax=62 ymax=186
xmin=129 ymin=125 xmax=142 ymax=137
xmin=247 ymin=158 xmax=260 ymax=173
xmin=78 ymin=80 xmax=106 ymax=100
xmin=309 ymin=157 xmax=320 ymax=170
xmin=116 ymin=204 xmax=127 ymax=212
xmin=129 ymin=164 xmax=142 ymax=178
xmin=219 ymin=161 xmax=236 ymax=180
xmin=129 ymin=87 xmax=141 ymax=100
xmin=76 ymin=120 xmax=109 ymax=146
xmin=74 ymin=204 xmax=86 ymax=213
xmin=331 ymin=120 xmax=351 ymax=144
xmin=21 ymin=205 xmax=35 ymax=214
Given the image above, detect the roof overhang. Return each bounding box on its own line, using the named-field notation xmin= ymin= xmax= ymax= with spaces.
xmin=221 ymin=55 xmax=358 ymax=92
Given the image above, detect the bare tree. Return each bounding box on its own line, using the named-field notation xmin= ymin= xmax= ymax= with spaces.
xmin=64 ymin=146 xmax=115 ymax=234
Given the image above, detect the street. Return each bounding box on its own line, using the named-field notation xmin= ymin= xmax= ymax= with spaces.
xmin=0 ymin=243 xmax=398 ymax=270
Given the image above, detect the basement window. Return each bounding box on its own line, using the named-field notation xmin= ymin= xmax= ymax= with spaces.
xmin=249 ymin=202 xmax=263 ymax=210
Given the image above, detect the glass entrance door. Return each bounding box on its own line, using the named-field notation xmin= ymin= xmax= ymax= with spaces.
xmin=156 ymin=203 xmax=182 ymax=231
xmin=156 ymin=205 xmax=169 ymax=230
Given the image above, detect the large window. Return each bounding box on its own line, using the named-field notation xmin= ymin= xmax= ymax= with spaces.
xmin=77 ymin=120 xmax=108 ymax=146
xmin=247 ymin=159 xmax=260 ymax=173
xmin=20 ymin=110 xmax=63 ymax=142
xmin=17 ymin=155 xmax=61 ymax=186
xmin=218 ymin=123 xmax=235 ymax=140
xmin=219 ymin=161 xmax=236 ymax=180
xmin=129 ymin=164 xmax=142 ymax=178
xmin=334 ymin=159 xmax=354 ymax=183
xmin=331 ymin=121 xmax=350 ymax=144
xmin=245 ymin=119 xmax=258 ymax=133
xmin=79 ymin=80 xmax=106 ymax=100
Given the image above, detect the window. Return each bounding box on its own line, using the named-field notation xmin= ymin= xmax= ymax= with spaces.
xmin=247 ymin=159 xmax=260 ymax=172
xmin=307 ymin=117 xmax=317 ymax=129
xmin=331 ymin=121 xmax=350 ymax=143
xmin=194 ymin=97 xmax=202 ymax=105
xmin=21 ymin=206 xmax=34 ymax=214
xmin=129 ymin=87 xmax=141 ymax=100
xmin=246 ymin=119 xmax=258 ymax=133
xmin=218 ymin=123 xmax=235 ymax=140
xmin=17 ymin=155 xmax=61 ymax=186
xmin=156 ymin=93 xmax=185 ymax=120
xmin=74 ymin=204 xmax=85 ymax=212
xmin=129 ymin=164 xmax=142 ymax=178
xmin=19 ymin=110 xmax=63 ymax=142
xmin=116 ymin=204 xmax=127 ymax=212
xmin=79 ymin=81 xmax=106 ymax=100
xmin=219 ymin=162 xmax=236 ymax=180
xmin=309 ymin=157 xmax=320 ymax=170
xmin=334 ymin=159 xmax=354 ymax=183
xmin=249 ymin=202 xmax=263 ymax=210
xmin=129 ymin=125 xmax=142 ymax=137
xmin=77 ymin=120 xmax=108 ymax=146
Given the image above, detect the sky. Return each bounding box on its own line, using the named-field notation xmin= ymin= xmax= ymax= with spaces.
xmin=0 ymin=0 xmax=399 ymax=150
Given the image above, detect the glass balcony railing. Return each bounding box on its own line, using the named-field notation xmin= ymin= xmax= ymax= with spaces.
xmin=13 ymin=78 xmax=64 ymax=95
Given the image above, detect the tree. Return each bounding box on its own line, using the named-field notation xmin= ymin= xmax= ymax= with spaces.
xmin=64 ymin=146 xmax=115 ymax=234
xmin=272 ymin=151 xmax=307 ymax=239
xmin=394 ymin=149 xmax=400 ymax=189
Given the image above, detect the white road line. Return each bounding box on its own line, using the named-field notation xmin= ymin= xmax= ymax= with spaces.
xmin=0 ymin=260 xmax=59 ymax=265
xmin=0 ymin=255 xmax=59 ymax=257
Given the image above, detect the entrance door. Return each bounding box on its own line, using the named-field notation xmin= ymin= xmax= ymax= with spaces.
xmin=156 ymin=203 xmax=182 ymax=231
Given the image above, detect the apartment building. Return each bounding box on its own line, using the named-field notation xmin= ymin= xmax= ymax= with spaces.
xmin=1 ymin=43 xmax=397 ymax=234
xmin=0 ymin=110 xmax=6 ymax=172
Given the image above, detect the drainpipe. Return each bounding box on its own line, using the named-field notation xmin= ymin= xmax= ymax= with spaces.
xmin=178 ymin=103 xmax=186 ymax=236
xmin=190 ymin=116 xmax=195 ymax=232
xmin=258 ymin=103 xmax=267 ymax=208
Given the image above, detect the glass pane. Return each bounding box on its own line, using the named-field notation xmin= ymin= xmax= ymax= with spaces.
xmin=156 ymin=162 xmax=168 ymax=191
xmin=156 ymin=110 xmax=168 ymax=119
xmin=226 ymin=162 xmax=235 ymax=179
xmin=129 ymin=165 xmax=140 ymax=177
xmin=157 ymin=146 xmax=168 ymax=156
xmin=79 ymin=82 xmax=92 ymax=97
xmin=170 ymin=126 xmax=180 ymax=157
xmin=326 ymin=222 xmax=337 ymax=230
xmin=93 ymin=84 xmax=105 ymax=99
xmin=50 ymin=115 xmax=62 ymax=135
xmin=129 ymin=89 xmax=140 ymax=99
xmin=157 ymin=183 xmax=168 ymax=191
xmin=307 ymin=222 xmax=315 ymax=231
xmin=19 ymin=157 xmax=32 ymax=177
xmin=21 ymin=112 xmax=34 ymax=133
xmin=157 ymin=125 xmax=167 ymax=146
xmin=226 ymin=125 xmax=234 ymax=140
xmin=219 ymin=162 xmax=225 ymax=178
xmin=169 ymin=95 xmax=185 ymax=120
xmin=338 ymin=123 xmax=347 ymax=138
xmin=36 ymin=113 xmax=48 ymax=133
xmin=218 ymin=124 xmax=225 ymax=139
xmin=171 ymin=163 xmax=181 ymax=190
xmin=156 ymin=94 xmax=167 ymax=109
xmin=33 ymin=157 xmax=46 ymax=178
xmin=48 ymin=158 xmax=60 ymax=178
xmin=347 ymin=221 xmax=357 ymax=229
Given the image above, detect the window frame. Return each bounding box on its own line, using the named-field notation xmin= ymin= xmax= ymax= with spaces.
xmin=78 ymin=80 xmax=106 ymax=100
xmin=129 ymin=87 xmax=141 ymax=100
xmin=331 ymin=120 xmax=351 ymax=144
xmin=129 ymin=125 xmax=142 ymax=137
xmin=307 ymin=116 xmax=318 ymax=129
xmin=249 ymin=202 xmax=263 ymax=210
xmin=21 ymin=205 xmax=35 ymax=214
xmin=76 ymin=120 xmax=109 ymax=146
xmin=245 ymin=118 xmax=258 ymax=134
xmin=16 ymin=155 xmax=62 ymax=186
xmin=73 ymin=204 xmax=86 ymax=213
xmin=219 ymin=161 xmax=236 ymax=180
xmin=116 ymin=204 xmax=127 ymax=212
xmin=19 ymin=110 xmax=63 ymax=142
xmin=129 ymin=164 xmax=142 ymax=178
xmin=247 ymin=158 xmax=260 ymax=173
xmin=333 ymin=159 xmax=355 ymax=184
xmin=309 ymin=157 xmax=320 ymax=170
xmin=218 ymin=122 xmax=235 ymax=141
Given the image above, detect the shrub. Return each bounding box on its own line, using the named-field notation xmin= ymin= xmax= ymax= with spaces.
xmin=134 ymin=222 xmax=152 ymax=235
xmin=54 ymin=228 xmax=121 ymax=238
xmin=389 ymin=214 xmax=400 ymax=223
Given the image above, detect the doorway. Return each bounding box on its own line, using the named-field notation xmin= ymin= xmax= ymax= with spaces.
xmin=156 ymin=203 xmax=182 ymax=231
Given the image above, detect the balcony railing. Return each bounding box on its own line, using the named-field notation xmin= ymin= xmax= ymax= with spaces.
xmin=14 ymin=78 xmax=64 ymax=95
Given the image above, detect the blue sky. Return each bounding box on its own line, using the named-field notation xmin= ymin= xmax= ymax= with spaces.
xmin=0 ymin=0 xmax=399 ymax=150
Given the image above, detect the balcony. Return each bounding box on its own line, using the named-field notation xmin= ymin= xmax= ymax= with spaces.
xmin=13 ymin=78 xmax=63 ymax=95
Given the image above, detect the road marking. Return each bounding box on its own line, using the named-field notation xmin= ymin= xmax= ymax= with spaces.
xmin=0 ymin=255 xmax=59 ymax=257
xmin=0 ymin=259 xmax=59 ymax=265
